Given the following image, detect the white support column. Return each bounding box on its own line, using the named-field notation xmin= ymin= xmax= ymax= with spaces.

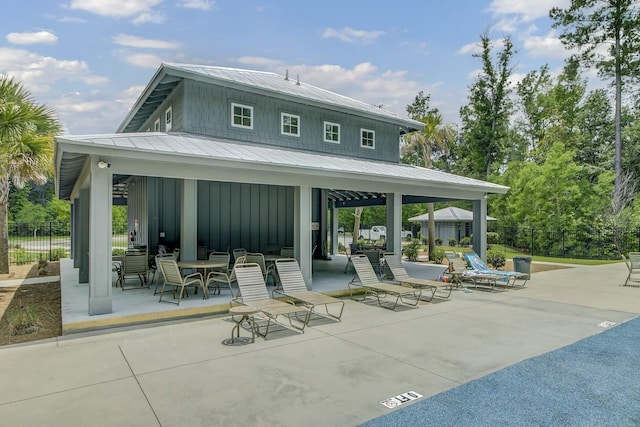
xmin=294 ymin=185 xmax=312 ymax=287
xmin=180 ymin=179 xmax=198 ymax=262
xmin=88 ymin=158 xmax=112 ymax=315
xmin=331 ymin=202 xmax=338 ymax=255
xmin=386 ymin=192 xmax=402 ymax=256
xmin=472 ymin=196 xmax=488 ymax=260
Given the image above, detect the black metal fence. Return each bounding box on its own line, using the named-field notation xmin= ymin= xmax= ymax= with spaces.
xmin=491 ymin=225 xmax=640 ymax=260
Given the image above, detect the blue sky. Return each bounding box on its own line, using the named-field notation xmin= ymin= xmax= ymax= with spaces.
xmin=0 ymin=0 xmax=574 ymax=134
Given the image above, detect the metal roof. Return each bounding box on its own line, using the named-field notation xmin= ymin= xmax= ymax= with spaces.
xmin=409 ymin=207 xmax=497 ymax=222
xmin=118 ymin=63 xmax=424 ymax=133
xmin=55 ymin=132 xmax=509 ymax=201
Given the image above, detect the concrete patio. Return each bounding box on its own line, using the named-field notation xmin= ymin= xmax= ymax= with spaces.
xmin=60 ymin=254 xmax=448 ymax=333
xmin=0 ymin=260 xmax=638 ymax=426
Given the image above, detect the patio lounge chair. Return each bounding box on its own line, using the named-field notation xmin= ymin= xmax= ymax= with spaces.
xmin=273 ymin=258 xmax=345 ymax=321
xmin=462 ymin=251 xmax=529 ymax=288
xmin=233 ymin=263 xmax=311 ymax=337
xmin=348 ymin=254 xmax=422 ymax=310
xmin=383 ymin=253 xmax=452 ymax=301
xmin=157 ymin=259 xmax=206 ymax=305
xmin=622 ymin=252 xmax=640 ymax=287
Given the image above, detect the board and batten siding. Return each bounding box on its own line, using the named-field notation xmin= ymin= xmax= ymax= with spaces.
xmin=197 ymin=181 xmax=294 ymax=253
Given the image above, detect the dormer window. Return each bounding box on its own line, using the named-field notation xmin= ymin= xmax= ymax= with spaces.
xmin=281 ymin=113 xmax=300 ymax=137
xmin=231 ymin=103 xmax=253 ymax=129
xmin=324 ymin=121 xmax=340 ymax=143
xmin=165 ymin=106 xmax=172 ymax=132
xmin=154 ymin=118 xmax=160 ymax=132
xmin=361 ymin=128 xmax=375 ymax=148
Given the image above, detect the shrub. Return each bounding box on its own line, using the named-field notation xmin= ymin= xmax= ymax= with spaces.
xmin=338 ymin=242 xmax=345 ymax=253
xmin=112 ymin=248 xmax=125 ymax=256
xmin=50 ymin=248 xmax=67 ymax=261
xmin=448 ymin=238 xmax=457 ymax=246
xmin=11 ymin=249 xmax=36 ymax=265
xmin=435 ymin=237 xmax=443 ymax=245
xmin=403 ymin=239 xmax=421 ymax=262
xmin=487 ymin=232 xmax=499 ymax=245
xmin=431 ymin=249 xmax=445 ymax=264
xmin=459 ymin=236 xmax=471 ymax=247
xmin=7 ymin=305 xmax=42 ymax=336
xmin=487 ymin=250 xmax=506 ymax=269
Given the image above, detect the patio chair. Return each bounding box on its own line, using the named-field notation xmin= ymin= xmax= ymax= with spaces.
xmin=232 ymin=263 xmax=311 ymax=337
xmin=233 ymin=248 xmax=247 ymax=264
xmin=197 ymin=245 xmax=208 ymax=260
xmin=245 ymin=252 xmax=277 ymax=286
xmin=462 ymin=251 xmax=529 ymax=288
xmin=273 ymin=258 xmax=345 ymax=321
xmin=118 ymin=251 xmax=150 ymax=290
xmin=622 ymin=252 xmax=640 ymax=287
xmin=362 ymin=249 xmax=382 ymax=277
xmin=344 ymin=243 xmax=360 ymax=274
xmin=348 ymin=254 xmax=422 ymax=310
xmin=383 ymin=253 xmax=452 ymax=301
xmin=157 ymin=259 xmax=206 ymax=305
xmin=280 ymin=247 xmax=295 ymax=258
xmin=204 ymin=252 xmax=237 ymax=296
xmin=443 ymin=251 xmax=471 ymax=287
xmin=152 ymin=252 xmax=177 ymax=295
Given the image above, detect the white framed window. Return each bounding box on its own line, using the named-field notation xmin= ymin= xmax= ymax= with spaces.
xmin=361 ymin=128 xmax=375 ymax=148
xmin=281 ymin=112 xmax=300 ymax=137
xmin=324 ymin=121 xmax=340 ymax=143
xmin=154 ymin=118 xmax=160 ymax=132
xmin=231 ymin=103 xmax=253 ymax=129
xmin=165 ymin=106 xmax=172 ymax=132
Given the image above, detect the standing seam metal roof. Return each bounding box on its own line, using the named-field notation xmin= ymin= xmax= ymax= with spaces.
xmin=56 ymin=132 xmax=509 ymax=199
xmin=119 ymin=63 xmax=424 ymax=133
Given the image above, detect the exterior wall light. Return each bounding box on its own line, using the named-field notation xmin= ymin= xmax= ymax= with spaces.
xmin=98 ymin=160 xmax=111 ymax=169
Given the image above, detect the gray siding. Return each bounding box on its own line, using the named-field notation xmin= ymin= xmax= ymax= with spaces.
xmin=146 ymin=178 xmax=294 ymax=253
xmin=181 ymin=80 xmax=400 ymax=162
xmin=138 ymin=82 xmax=185 ymax=133
xmin=197 ymin=181 xmax=294 ymax=253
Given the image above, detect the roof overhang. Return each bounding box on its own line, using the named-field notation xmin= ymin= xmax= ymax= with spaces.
xmin=55 ymin=132 xmax=508 ymax=202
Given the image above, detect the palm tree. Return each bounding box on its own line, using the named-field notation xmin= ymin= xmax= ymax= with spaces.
xmin=0 ymin=77 xmax=61 ymax=273
xmin=401 ymin=112 xmax=453 ymax=260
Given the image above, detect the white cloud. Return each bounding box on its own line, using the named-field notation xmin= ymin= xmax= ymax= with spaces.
xmin=68 ymin=0 xmax=165 ymax=23
xmin=231 ymin=57 xmax=425 ymax=117
xmin=487 ymin=0 xmax=571 ymax=22
xmin=0 ymin=47 xmax=108 ymax=92
xmin=122 ymin=52 xmax=165 ymax=68
xmin=113 ymin=34 xmax=181 ymax=49
xmin=6 ymin=31 xmax=58 ymax=45
xmin=116 ymin=85 xmax=147 ymax=108
xmin=523 ymin=32 xmax=568 ymax=59
xmin=179 ymin=0 xmax=215 ymax=10
xmin=322 ymin=27 xmax=385 ymax=44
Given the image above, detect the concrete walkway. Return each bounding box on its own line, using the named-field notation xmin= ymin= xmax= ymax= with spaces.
xmin=0 ymin=262 xmax=638 ymax=426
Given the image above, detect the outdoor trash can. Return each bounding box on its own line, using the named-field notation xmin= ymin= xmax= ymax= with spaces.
xmin=513 ymin=256 xmax=532 ymax=280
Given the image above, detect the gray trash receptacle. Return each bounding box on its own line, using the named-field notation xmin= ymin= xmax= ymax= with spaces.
xmin=513 ymin=256 xmax=532 ymax=280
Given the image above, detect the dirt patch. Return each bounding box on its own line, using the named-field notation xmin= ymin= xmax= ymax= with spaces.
xmin=0 ymin=262 xmax=61 ymax=346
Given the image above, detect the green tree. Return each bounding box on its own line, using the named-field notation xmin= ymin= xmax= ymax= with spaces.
xmin=551 ymin=0 xmax=640 ymax=200
xmin=0 ymin=77 xmax=61 ymax=273
xmin=459 ymin=32 xmax=516 ymax=178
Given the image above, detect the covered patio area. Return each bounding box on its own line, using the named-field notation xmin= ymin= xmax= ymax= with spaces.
xmin=60 ymin=255 xmax=448 ymax=333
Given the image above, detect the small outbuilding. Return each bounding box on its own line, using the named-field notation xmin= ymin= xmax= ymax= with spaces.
xmin=409 ymin=207 xmax=496 ymax=244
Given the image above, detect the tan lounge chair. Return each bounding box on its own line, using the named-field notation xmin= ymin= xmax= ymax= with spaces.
xmin=274 ymin=258 xmax=345 ymax=321
xmin=622 ymin=252 xmax=640 ymax=287
xmin=118 ymin=251 xmax=150 ymax=290
xmin=349 ymin=254 xmax=421 ymax=310
xmin=383 ymin=253 xmax=452 ymax=301
xmin=233 ymin=263 xmax=311 ymax=337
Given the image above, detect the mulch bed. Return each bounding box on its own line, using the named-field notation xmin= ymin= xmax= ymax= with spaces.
xmin=0 ymin=262 xmax=62 ymax=346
